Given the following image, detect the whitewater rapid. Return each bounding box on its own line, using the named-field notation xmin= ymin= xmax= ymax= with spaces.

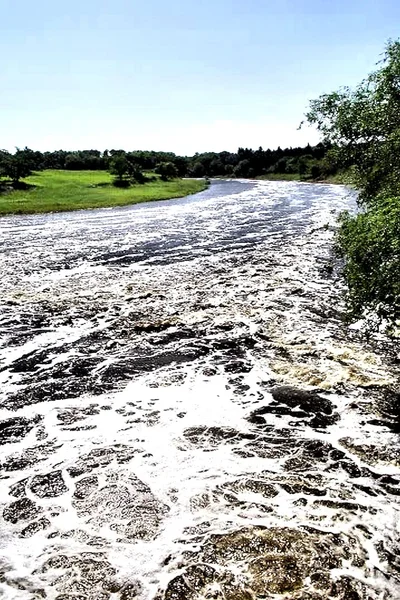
xmin=0 ymin=180 xmax=399 ymax=600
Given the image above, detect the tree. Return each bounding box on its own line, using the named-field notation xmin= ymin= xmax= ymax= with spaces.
xmin=304 ymin=39 xmax=400 ymax=332
xmin=0 ymin=149 xmax=32 ymax=185
xmin=155 ymin=162 xmax=178 ymax=181
xmin=233 ymin=159 xmax=251 ymax=178
xmin=127 ymin=161 xmax=146 ymax=184
xmin=109 ymin=154 xmax=130 ymax=186
xmin=191 ymin=161 xmax=205 ymax=177
xmin=109 ymin=154 xmax=146 ymax=186
xmin=303 ymin=39 xmax=400 ymax=203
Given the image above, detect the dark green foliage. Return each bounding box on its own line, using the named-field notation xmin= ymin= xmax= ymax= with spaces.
xmin=191 ymin=161 xmax=206 ymax=177
xmin=304 ymin=40 xmax=400 ymax=203
xmin=304 ymin=39 xmax=400 ymax=332
xmin=338 ymin=198 xmax=400 ymax=330
xmin=0 ymin=144 xmax=337 ymax=181
xmin=233 ymin=159 xmax=251 ymax=178
xmin=155 ymin=162 xmax=178 ymax=181
xmin=109 ymin=154 xmax=146 ymax=186
xmin=0 ymin=148 xmax=35 ymax=184
xmin=109 ymin=155 xmax=130 ymax=184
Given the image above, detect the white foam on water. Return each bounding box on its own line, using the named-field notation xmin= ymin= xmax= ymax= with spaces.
xmin=0 ymin=180 xmax=399 ymax=599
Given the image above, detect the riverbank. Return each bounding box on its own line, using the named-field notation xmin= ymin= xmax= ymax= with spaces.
xmin=257 ymin=169 xmax=354 ymax=185
xmin=0 ymin=170 xmax=208 ymax=216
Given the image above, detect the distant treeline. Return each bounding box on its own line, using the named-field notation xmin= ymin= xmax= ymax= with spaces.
xmin=0 ymin=143 xmax=340 ymax=180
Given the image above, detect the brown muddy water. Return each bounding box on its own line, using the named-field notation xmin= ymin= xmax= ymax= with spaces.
xmin=0 ymin=179 xmax=399 ymax=600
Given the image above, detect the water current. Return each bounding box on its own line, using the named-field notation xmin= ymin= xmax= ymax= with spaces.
xmin=0 ymin=179 xmax=399 ymax=600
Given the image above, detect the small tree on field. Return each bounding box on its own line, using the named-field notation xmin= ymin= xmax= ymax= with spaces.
xmin=109 ymin=155 xmax=146 ymax=186
xmin=109 ymin=155 xmax=130 ymax=183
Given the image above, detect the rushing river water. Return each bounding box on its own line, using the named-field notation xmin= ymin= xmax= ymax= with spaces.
xmin=0 ymin=179 xmax=399 ymax=600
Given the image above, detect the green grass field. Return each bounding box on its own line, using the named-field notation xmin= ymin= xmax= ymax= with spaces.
xmin=0 ymin=170 xmax=208 ymax=216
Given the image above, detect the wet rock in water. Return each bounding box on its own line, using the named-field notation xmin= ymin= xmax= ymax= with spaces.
xmin=248 ymin=403 xmax=309 ymax=422
xmin=0 ymin=415 xmax=41 ymax=445
xmin=271 ymin=386 xmax=334 ymax=414
xmin=3 ymin=498 xmax=42 ymax=524
xmin=29 ymin=470 xmax=68 ymax=498
xmin=3 ymin=377 xmax=109 ymax=411
xmin=247 ymin=386 xmax=339 ymax=430
xmin=157 ymin=526 xmax=365 ymax=599
xmin=370 ymin=387 xmax=400 ymax=432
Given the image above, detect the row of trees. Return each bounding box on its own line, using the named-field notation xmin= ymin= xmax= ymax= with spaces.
xmin=304 ymin=39 xmax=400 ymax=332
xmin=1 ymin=143 xmax=338 ymax=186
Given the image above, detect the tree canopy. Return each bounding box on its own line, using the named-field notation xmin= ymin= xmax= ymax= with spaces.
xmin=304 ymin=40 xmax=400 ymax=203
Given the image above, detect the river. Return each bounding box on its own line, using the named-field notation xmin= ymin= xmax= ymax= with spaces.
xmin=0 ymin=179 xmax=399 ymax=600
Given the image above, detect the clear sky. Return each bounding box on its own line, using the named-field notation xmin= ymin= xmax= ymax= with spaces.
xmin=1 ymin=0 xmax=400 ymax=155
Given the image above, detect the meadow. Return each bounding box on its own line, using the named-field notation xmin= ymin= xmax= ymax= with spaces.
xmin=0 ymin=170 xmax=207 ymax=216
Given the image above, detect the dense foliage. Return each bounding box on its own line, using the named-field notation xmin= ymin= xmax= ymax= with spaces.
xmin=0 ymin=148 xmax=34 ymax=184
xmin=304 ymin=40 xmax=400 ymax=203
xmin=0 ymin=143 xmax=339 ymax=182
xmin=338 ymin=198 xmax=400 ymax=330
xmin=304 ymin=40 xmax=400 ymax=332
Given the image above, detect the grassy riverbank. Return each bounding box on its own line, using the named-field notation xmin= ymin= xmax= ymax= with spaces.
xmin=0 ymin=170 xmax=207 ymax=216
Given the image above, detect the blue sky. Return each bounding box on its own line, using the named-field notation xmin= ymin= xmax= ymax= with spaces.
xmin=1 ymin=0 xmax=400 ymax=154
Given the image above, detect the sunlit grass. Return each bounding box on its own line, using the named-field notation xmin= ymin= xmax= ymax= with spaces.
xmin=0 ymin=170 xmax=207 ymax=215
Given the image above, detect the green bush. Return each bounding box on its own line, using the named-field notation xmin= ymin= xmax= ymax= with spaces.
xmin=337 ymin=196 xmax=400 ymax=331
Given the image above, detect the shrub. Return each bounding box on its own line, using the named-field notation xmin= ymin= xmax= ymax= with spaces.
xmin=337 ymin=196 xmax=400 ymax=331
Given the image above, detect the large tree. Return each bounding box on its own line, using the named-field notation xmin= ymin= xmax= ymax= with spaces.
xmin=303 ymin=40 xmax=400 ymax=203
xmin=304 ymin=40 xmax=400 ymax=331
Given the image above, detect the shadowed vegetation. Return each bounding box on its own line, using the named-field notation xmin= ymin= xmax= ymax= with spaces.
xmin=305 ymin=39 xmax=400 ymax=332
